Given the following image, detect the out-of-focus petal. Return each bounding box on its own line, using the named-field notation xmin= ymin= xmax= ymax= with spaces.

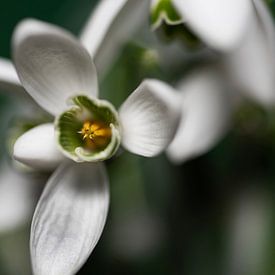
xmin=119 ymin=79 xmax=180 ymax=157
xmin=80 ymin=0 xmax=150 ymax=77
xmin=31 ymin=162 xmax=109 ymax=275
xmin=228 ymin=189 xmax=271 ymax=275
xmin=223 ymin=0 xmax=275 ymax=106
xmin=13 ymin=123 xmax=64 ymax=171
xmin=167 ymin=67 xmax=233 ymax=164
xmin=12 ymin=19 xmax=98 ymax=116
xmin=0 ymin=161 xmax=36 ymax=234
xmin=0 ymin=58 xmax=25 ymax=95
xmin=0 ymin=58 xmax=46 ymax=117
xmin=173 ymin=0 xmax=253 ymax=51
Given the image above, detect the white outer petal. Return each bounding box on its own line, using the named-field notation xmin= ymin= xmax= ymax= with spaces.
xmin=31 ymin=162 xmax=109 ymax=275
xmin=119 ymin=79 xmax=180 ymax=157
xmin=0 ymin=58 xmax=24 ymax=94
xmin=172 ymin=0 xmax=253 ymax=51
xmin=223 ymin=0 xmax=275 ymax=106
xmin=13 ymin=123 xmax=64 ymax=171
xmin=0 ymin=161 xmax=36 ymax=234
xmin=80 ymin=0 xmax=150 ymax=77
xmin=12 ymin=19 xmax=98 ymax=116
xmin=167 ymin=67 xmax=233 ymax=164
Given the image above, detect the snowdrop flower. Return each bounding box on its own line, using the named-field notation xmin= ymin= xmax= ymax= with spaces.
xmin=0 ymin=0 xmax=159 ymax=237
xmin=11 ymin=19 xmax=180 ymax=275
xmin=163 ymin=0 xmax=275 ymax=163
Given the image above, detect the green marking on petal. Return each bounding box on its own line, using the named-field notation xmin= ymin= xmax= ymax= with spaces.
xmin=151 ymin=0 xmax=183 ymax=30
xmin=55 ymin=95 xmax=121 ymax=162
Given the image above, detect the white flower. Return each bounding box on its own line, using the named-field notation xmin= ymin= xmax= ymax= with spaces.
xmin=0 ymin=0 xmax=153 ymax=238
xmin=165 ymin=0 xmax=275 ymax=164
xmin=11 ymin=19 xmax=180 ymax=275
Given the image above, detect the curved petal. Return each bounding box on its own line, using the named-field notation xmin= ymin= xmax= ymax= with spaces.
xmin=119 ymin=79 xmax=180 ymax=157
xmin=12 ymin=19 xmax=98 ymax=116
xmin=167 ymin=67 xmax=233 ymax=164
xmin=13 ymin=123 xmax=64 ymax=171
xmin=0 ymin=161 xmax=36 ymax=234
xmin=223 ymin=0 xmax=275 ymax=106
xmin=80 ymin=0 xmax=149 ymax=77
xmin=173 ymin=0 xmax=253 ymax=51
xmin=31 ymin=162 xmax=109 ymax=275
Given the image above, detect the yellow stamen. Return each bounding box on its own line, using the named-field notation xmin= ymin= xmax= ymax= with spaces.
xmin=78 ymin=120 xmax=112 ymax=149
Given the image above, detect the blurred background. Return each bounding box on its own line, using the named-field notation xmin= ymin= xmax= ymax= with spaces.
xmin=2 ymin=0 xmax=275 ymax=274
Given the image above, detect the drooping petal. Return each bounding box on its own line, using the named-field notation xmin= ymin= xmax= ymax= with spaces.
xmin=31 ymin=162 xmax=109 ymax=275
xmin=167 ymin=67 xmax=233 ymax=164
xmin=173 ymin=0 xmax=253 ymax=51
xmin=80 ymin=0 xmax=149 ymax=77
xmin=0 ymin=161 xmax=37 ymax=234
xmin=12 ymin=19 xmax=98 ymax=116
xmin=119 ymin=79 xmax=180 ymax=157
xmin=13 ymin=123 xmax=64 ymax=171
xmin=223 ymin=0 xmax=275 ymax=106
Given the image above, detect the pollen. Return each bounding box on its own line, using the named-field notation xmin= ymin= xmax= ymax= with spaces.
xmin=78 ymin=120 xmax=112 ymax=150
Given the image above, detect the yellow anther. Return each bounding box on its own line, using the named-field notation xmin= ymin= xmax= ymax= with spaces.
xmin=78 ymin=120 xmax=112 ymax=149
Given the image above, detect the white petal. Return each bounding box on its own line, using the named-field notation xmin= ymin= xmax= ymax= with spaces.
xmin=80 ymin=0 xmax=149 ymax=77
xmin=167 ymin=67 xmax=233 ymax=164
xmin=0 ymin=161 xmax=36 ymax=234
xmin=0 ymin=58 xmax=24 ymax=94
xmin=173 ymin=0 xmax=253 ymax=51
xmin=13 ymin=123 xmax=64 ymax=171
xmin=12 ymin=19 xmax=98 ymax=116
xmin=119 ymin=79 xmax=180 ymax=157
xmin=223 ymin=0 xmax=275 ymax=106
xmin=31 ymin=162 xmax=109 ymax=275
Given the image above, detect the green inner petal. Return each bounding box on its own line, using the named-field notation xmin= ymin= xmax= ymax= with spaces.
xmin=151 ymin=0 xmax=183 ymax=30
xmin=55 ymin=95 xmax=121 ymax=162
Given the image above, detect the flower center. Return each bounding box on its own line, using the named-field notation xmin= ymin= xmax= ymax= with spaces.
xmin=78 ymin=120 xmax=112 ymax=150
xmin=56 ymin=95 xmax=121 ymax=162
